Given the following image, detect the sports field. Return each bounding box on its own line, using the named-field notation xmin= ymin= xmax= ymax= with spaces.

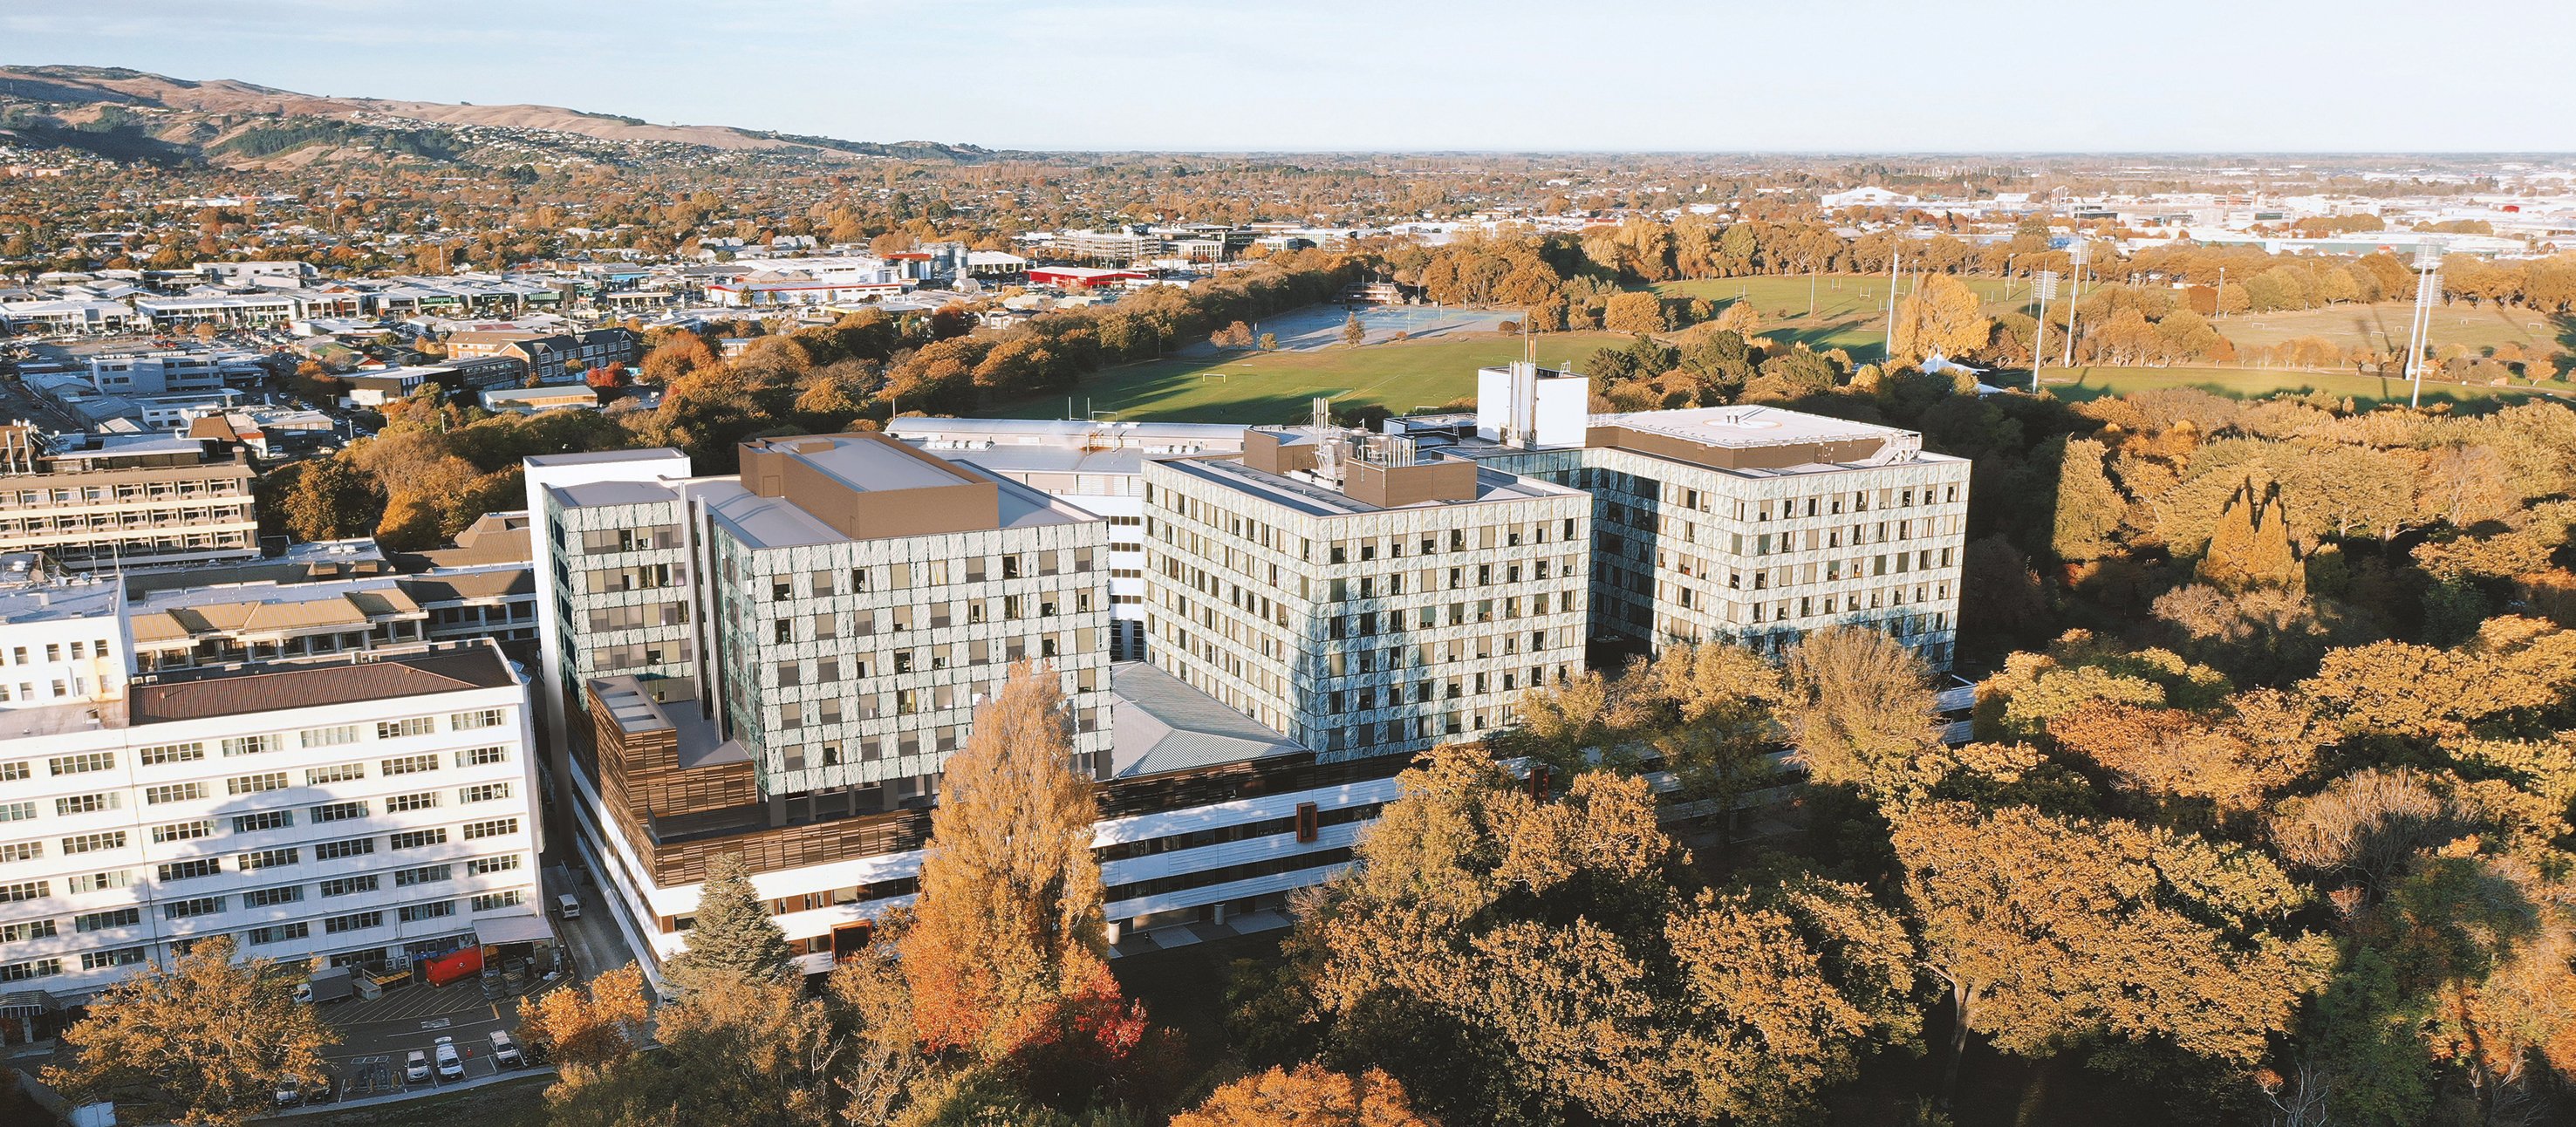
xmin=974 ymin=331 xmax=1630 ymax=425
xmin=2037 ymin=365 xmax=2558 ymax=409
xmin=1650 ymin=275 xmax=2021 ymax=356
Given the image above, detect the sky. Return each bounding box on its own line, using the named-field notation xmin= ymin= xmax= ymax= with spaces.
xmin=4 ymin=0 xmax=2571 ymax=153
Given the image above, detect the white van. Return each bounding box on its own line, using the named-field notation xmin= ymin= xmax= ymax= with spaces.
xmin=557 ymin=893 xmax=581 ymax=920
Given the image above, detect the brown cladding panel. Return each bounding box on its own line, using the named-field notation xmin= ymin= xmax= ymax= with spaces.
xmin=1591 ymin=424 xmax=1885 ymax=472
xmin=1242 ymin=430 xmax=1315 ymax=477
xmin=1346 ymin=457 xmax=1479 ymax=509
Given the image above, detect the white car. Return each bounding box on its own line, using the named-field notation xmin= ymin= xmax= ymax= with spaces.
xmin=433 ymin=1035 xmax=465 ymax=1081
xmin=403 ymin=1049 xmax=430 ymax=1084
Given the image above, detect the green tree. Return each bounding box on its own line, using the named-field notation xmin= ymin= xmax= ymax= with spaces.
xmin=666 ymin=852 xmax=797 ymax=991
xmin=43 ymin=935 xmax=337 ymax=1127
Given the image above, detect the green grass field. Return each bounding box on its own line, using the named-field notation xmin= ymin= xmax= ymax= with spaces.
xmin=974 ymin=331 xmax=1632 ymax=425
xmin=2038 ymin=365 xmax=2560 ymax=409
xmin=2205 ymin=301 xmax=2567 ymax=357
xmin=1650 ymin=275 xmax=2022 ymax=356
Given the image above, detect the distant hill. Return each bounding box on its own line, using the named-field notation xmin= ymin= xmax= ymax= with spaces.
xmin=0 ymin=65 xmax=994 ymax=169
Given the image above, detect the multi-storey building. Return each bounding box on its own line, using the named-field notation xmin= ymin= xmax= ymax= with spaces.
xmin=530 ymin=437 xmax=1413 ymax=986
xmin=1390 ymin=363 xmax=1972 ymax=668
xmin=0 ymin=563 xmax=543 ymax=1025
xmin=886 ymin=417 xmax=1251 ymax=660
xmin=0 ymin=426 xmax=260 ymax=571
xmin=1140 ymin=413 xmax=1594 ymax=757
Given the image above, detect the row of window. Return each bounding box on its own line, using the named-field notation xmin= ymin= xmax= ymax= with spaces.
xmin=3 ymin=748 xmax=510 ymax=830
xmin=0 ymin=823 xmax=523 ymax=905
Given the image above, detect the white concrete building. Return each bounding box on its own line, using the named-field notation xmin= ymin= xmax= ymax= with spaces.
xmin=0 ymin=562 xmax=543 ymax=1021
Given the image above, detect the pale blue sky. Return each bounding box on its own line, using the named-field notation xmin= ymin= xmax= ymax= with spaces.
xmin=4 ymin=0 xmax=2569 ymax=152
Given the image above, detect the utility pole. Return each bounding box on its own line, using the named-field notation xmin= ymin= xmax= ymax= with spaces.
xmin=2031 ymin=270 xmax=2054 ymax=392
xmin=2212 ymin=264 xmax=2226 ymax=319
xmin=2060 ymin=239 xmax=2088 ymax=368
xmin=2406 ymin=242 xmax=2442 ymax=409
xmin=1884 ymin=249 xmax=1902 ymax=362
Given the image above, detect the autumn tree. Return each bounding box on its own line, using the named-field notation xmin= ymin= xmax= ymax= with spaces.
xmin=666 ymin=851 xmax=796 ymax=991
xmin=2197 ymin=479 xmax=2302 ymax=592
xmin=903 ymin=659 xmax=1109 ymax=1061
xmin=1340 ymin=313 xmax=1366 ymax=348
xmin=1783 ymin=625 xmax=1946 ymax=797
xmin=1172 ymin=1064 xmax=1434 ymax=1127
xmin=282 ymin=454 xmax=384 ymax=541
xmin=43 ymin=935 xmax=337 ymax=1127
xmin=1295 ymin=749 xmax=1917 ymax=1127
xmin=1890 ymin=802 xmax=2328 ymax=1101
xmin=1890 ymin=272 xmax=1991 ymax=363
xmin=521 ymin=962 xmax=653 ymax=1074
xmin=1602 ymin=290 xmax=1669 ymax=335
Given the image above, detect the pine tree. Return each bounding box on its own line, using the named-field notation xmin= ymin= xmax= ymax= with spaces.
xmin=666 ymin=852 xmax=796 ymax=990
xmin=2049 ymin=437 xmax=2123 ymax=563
xmin=1340 ymin=312 xmax=1367 ymax=348
xmin=2199 ymin=479 xmax=2303 ymax=592
xmin=901 ymin=659 xmax=1106 ymax=1060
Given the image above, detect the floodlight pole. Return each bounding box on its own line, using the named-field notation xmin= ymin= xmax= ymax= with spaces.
xmin=2031 ymin=272 xmax=2049 ymax=392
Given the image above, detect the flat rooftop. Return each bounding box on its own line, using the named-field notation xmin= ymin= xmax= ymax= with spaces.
xmin=548 ymin=479 xmax=680 ymax=509
xmin=1158 ymin=455 xmax=1578 ymax=518
xmin=754 ymin=434 xmax=981 ymax=494
xmin=524 ymin=447 xmax=685 ymax=468
xmin=591 ymin=674 xmax=747 ymax=770
xmin=1593 ymin=406 xmax=1920 ymax=450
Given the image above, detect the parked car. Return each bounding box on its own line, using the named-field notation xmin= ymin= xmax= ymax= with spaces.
xmin=403 ymin=1049 xmax=430 ymax=1084
xmin=556 ymin=893 xmax=581 ymax=920
xmin=488 ymin=1029 xmax=525 ymax=1068
xmin=273 ymin=1079 xmax=302 ymax=1108
xmin=434 ymin=1035 xmax=464 ymax=1081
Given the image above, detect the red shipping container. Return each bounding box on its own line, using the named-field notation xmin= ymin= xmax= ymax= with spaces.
xmin=425 ymin=946 xmax=484 ymax=987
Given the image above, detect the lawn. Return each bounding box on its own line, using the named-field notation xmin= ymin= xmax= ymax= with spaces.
xmin=2205 ymin=300 xmax=2568 ymax=358
xmin=1651 ymin=274 xmax=2021 ymax=357
xmin=2038 ymin=364 xmax=2562 ymax=409
xmin=974 ymin=331 xmax=1632 ymax=425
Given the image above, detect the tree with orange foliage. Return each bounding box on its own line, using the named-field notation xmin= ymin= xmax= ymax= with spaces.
xmin=901 ymin=659 xmax=1110 ymax=1062
xmin=1172 ymin=1064 xmax=1437 ymax=1127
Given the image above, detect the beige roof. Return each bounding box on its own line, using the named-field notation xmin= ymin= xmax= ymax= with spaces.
xmin=348 ymin=588 xmax=422 ymax=617
xmin=128 ymin=611 xmax=191 ymax=646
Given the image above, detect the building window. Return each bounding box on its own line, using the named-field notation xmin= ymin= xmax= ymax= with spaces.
xmin=0 ymin=959 xmax=62 ymax=981
xmin=73 ymin=907 xmax=140 ymax=932
xmin=471 ymin=891 xmax=524 ymax=912
xmin=247 ymin=922 xmax=310 ymax=945
xmin=163 ymin=896 xmax=224 ymax=920
xmin=381 ymin=754 xmax=439 ymax=776
xmin=299 ymin=726 xmax=359 ymax=748
xmin=232 ymin=811 xmax=294 ymax=834
xmin=319 ymin=875 xmax=379 ymax=898
xmin=144 ymin=782 xmax=206 ymax=805
xmin=240 ymin=847 xmax=302 ymax=870
xmin=0 ymin=842 xmax=36 ymax=864
xmin=459 ymin=782 xmax=510 ymax=804
xmin=466 ymin=855 xmax=520 ymax=876
xmin=0 ymin=802 xmax=31 ymax=823
xmin=304 ymin=763 xmax=365 ymax=786
xmin=461 ymin=819 xmax=518 ymax=841
xmin=0 ymin=920 xmax=57 ymax=944
xmin=390 ymin=830 xmax=448 ymax=850
xmin=451 ymin=709 xmax=506 ymax=730
xmin=395 ymin=864 xmax=452 ymax=887
xmin=221 ymin=735 xmax=276 ymax=756
xmin=323 ymin=912 xmax=383 ymax=934
xmin=228 ymin=773 xmax=288 ymax=796
xmin=316 ymin=837 xmax=375 ymax=860
xmin=398 ymin=901 xmax=456 ymax=923
xmin=65 ymin=871 xmax=132 ymax=893
xmin=56 ymin=793 xmax=120 ymax=816
xmin=243 ymin=885 xmax=303 ymax=908
xmin=384 ymin=792 xmax=440 ymax=814
xmin=0 ymin=880 xmax=50 ymax=903
xmin=454 ymin=746 xmax=508 ymax=768
xmin=60 ymin=831 xmax=126 ymax=855
xmin=157 ymin=857 xmax=222 ymax=883
xmin=377 ymin=717 xmax=435 ymax=740
xmin=47 ymin=751 xmax=114 ymax=775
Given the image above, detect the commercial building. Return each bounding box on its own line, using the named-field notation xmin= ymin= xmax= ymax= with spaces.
xmin=448 ymin=328 xmax=636 ymax=385
xmin=885 ymin=418 xmax=1251 ymax=659
xmin=0 ymin=560 xmax=544 ymax=1021
xmin=1390 ymin=363 xmax=1972 ymax=666
xmin=0 ymin=426 xmax=261 ymax=572
xmin=1140 ymin=406 xmax=1594 ymax=755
